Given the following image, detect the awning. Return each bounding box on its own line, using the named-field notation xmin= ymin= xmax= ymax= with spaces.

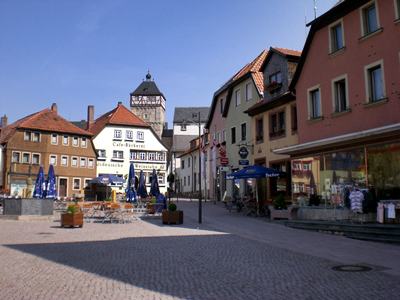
xmin=227 ymin=165 xmax=281 ymax=180
xmin=90 ymin=174 xmax=125 ymax=185
xmin=274 ymin=123 xmax=400 ymax=156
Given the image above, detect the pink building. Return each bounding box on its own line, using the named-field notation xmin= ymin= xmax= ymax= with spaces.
xmin=276 ymin=0 xmax=400 ymax=203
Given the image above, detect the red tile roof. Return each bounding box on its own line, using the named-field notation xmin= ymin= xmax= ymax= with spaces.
xmin=0 ymin=108 xmax=92 ymax=144
xmin=272 ymin=47 xmax=302 ymax=57
xmin=88 ymin=103 xmax=149 ymax=136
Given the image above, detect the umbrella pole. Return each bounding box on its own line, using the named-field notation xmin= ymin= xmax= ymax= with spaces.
xmin=256 ymin=179 xmax=259 ymax=216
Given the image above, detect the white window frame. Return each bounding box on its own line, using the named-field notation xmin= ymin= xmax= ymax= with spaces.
xmin=84 ymin=178 xmax=92 ymax=188
xmin=72 ymin=136 xmax=79 ymax=147
xmin=80 ymin=157 xmax=87 ymax=168
xmin=364 ymin=59 xmax=386 ymax=103
xmin=71 ymin=156 xmax=78 ymax=168
xmin=49 ymin=154 xmax=57 ymax=166
xmin=98 ymin=149 xmax=106 ymax=159
xmin=331 ymin=74 xmax=349 ymax=113
xmin=114 ymin=129 xmax=122 ymax=140
xmin=61 ymin=155 xmax=68 ymax=167
xmin=360 ymin=1 xmax=380 ymax=37
xmin=307 ymin=85 xmax=322 ymax=120
xmin=126 ymin=130 xmax=134 ymax=141
xmin=329 ymin=19 xmax=345 ymax=53
xmin=241 ymin=123 xmax=247 ymax=141
xmin=137 ymin=131 xmax=144 ymax=141
xmin=51 ymin=133 xmax=58 ymax=145
xmin=88 ymin=158 xmax=94 ymax=169
xmin=24 ymin=131 xmax=31 ymax=141
xmin=22 ymin=152 xmax=30 ymax=164
xmin=81 ymin=137 xmax=87 ymax=148
xmin=222 ymin=130 xmax=226 ymax=142
xmin=140 ymin=152 xmax=146 ymax=160
xmin=32 ymin=132 xmax=40 ymax=142
xmin=72 ymin=178 xmax=81 ymax=191
xmin=58 ymin=177 xmax=68 ymax=197
xmin=32 ymin=153 xmax=40 ymax=165
xmin=235 ymin=89 xmax=241 ymax=107
xmin=245 ymin=83 xmax=252 ymax=101
xmin=395 ymin=0 xmax=400 ymax=20
xmin=112 ymin=150 xmax=124 ymax=161
xmin=62 ymin=135 xmax=69 ymax=146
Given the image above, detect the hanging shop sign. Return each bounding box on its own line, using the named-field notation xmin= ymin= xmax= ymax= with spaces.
xmin=239 ymin=160 xmax=249 ymax=166
xmin=239 ymin=146 xmax=249 ymax=159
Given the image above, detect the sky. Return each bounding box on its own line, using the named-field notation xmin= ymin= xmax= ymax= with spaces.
xmin=0 ymin=0 xmax=337 ymax=127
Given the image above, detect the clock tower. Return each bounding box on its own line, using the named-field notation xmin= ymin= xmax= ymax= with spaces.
xmin=130 ymin=72 xmax=166 ymax=137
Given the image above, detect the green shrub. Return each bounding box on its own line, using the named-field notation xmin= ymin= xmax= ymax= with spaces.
xmin=168 ymin=203 xmax=177 ymax=212
xmin=67 ymin=205 xmax=79 ymax=214
xmin=273 ymin=193 xmax=287 ymax=210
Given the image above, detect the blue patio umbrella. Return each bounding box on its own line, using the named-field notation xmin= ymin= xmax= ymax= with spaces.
xmin=137 ymin=170 xmax=148 ymax=198
xmin=126 ymin=163 xmax=137 ymax=203
xmin=33 ymin=166 xmax=45 ymax=198
xmin=45 ymin=164 xmax=57 ymax=199
xmin=150 ymin=169 xmax=160 ymax=197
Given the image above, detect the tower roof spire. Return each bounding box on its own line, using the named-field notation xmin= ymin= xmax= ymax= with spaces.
xmin=146 ymin=70 xmax=151 ymax=81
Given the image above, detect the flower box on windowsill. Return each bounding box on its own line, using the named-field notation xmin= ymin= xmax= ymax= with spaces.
xmin=266 ymin=82 xmax=282 ymax=93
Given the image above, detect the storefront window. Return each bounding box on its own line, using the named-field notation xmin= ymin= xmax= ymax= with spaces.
xmin=291 ymin=156 xmax=322 ymax=198
xmin=367 ymin=142 xmax=400 ymax=200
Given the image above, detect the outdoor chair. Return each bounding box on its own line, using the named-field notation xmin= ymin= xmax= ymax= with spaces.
xmin=121 ymin=203 xmax=136 ymax=223
xmin=102 ymin=203 xmax=122 ymax=224
xmin=81 ymin=203 xmax=94 ymax=223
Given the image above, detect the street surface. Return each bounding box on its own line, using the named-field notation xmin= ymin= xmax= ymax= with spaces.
xmin=0 ymin=200 xmax=399 ymax=299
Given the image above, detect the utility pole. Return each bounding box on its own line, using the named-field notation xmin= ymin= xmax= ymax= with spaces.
xmin=198 ymin=112 xmax=202 ymax=224
xmin=314 ymin=0 xmax=317 ymax=19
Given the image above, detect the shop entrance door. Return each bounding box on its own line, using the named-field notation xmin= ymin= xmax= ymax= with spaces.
xmin=59 ymin=178 xmax=67 ymax=197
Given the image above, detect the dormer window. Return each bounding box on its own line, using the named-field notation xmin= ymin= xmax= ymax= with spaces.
xmin=267 ymin=72 xmax=282 ymax=93
xmin=181 ymin=124 xmax=187 ymax=131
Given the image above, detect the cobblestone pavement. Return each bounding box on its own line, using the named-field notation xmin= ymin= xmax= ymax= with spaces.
xmin=1 ymin=200 xmax=400 ymax=300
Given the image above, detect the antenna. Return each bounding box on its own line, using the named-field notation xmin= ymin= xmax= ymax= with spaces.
xmin=314 ymin=0 xmax=317 ymax=19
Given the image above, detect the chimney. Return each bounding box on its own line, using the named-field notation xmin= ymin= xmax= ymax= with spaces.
xmin=1 ymin=114 xmax=7 ymax=128
xmin=87 ymin=105 xmax=94 ymax=129
xmin=117 ymin=101 xmax=122 ymax=106
xmin=51 ymin=103 xmax=58 ymax=113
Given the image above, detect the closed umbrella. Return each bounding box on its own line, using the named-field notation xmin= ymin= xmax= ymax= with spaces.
xmin=126 ymin=163 xmax=137 ymax=203
xmin=33 ymin=166 xmax=45 ymax=198
xmin=150 ymin=169 xmax=160 ymax=197
xmin=45 ymin=164 xmax=57 ymax=199
xmin=137 ymin=170 xmax=148 ymax=198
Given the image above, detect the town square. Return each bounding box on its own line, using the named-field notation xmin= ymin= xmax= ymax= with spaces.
xmin=1 ymin=0 xmax=400 ymax=299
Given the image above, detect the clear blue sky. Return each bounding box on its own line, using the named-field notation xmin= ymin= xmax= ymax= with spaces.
xmin=0 ymin=0 xmax=337 ymax=127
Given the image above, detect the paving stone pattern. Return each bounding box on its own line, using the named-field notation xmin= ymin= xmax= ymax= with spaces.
xmin=0 ymin=201 xmax=399 ymax=299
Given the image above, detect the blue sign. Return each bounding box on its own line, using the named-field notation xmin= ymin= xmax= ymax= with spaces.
xmin=239 ymin=160 xmax=249 ymax=166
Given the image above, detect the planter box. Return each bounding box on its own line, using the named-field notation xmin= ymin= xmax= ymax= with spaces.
xmin=2 ymin=198 xmax=53 ymax=216
xmin=162 ymin=210 xmax=183 ymax=225
xmin=269 ymin=205 xmax=298 ymax=220
xmin=61 ymin=213 xmax=83 ymax=228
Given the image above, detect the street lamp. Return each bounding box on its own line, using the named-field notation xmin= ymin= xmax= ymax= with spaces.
xmin=183 ymin=112 xmax=202 ymax=224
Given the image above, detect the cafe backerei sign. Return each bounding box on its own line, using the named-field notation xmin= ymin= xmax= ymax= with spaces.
xmin=112 ymin=141 xmax=145 ymax=149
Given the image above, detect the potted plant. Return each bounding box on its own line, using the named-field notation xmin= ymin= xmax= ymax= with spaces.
xmin=61 ymin=204 xmax=84 ymax=228
xmin=269 ymin=193 xmax=298 ymax=220
xmin=162 ymin=203 xmax=183 ymax=225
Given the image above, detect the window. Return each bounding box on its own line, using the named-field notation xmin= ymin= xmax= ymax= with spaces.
xmin=188 ymin=157 xmax=191 ymax=168
xmin=140 ymin=152 xmax=146 ymax=160
xmin=291 ymin=105 xmax=298 ymax=132
xmin=137 ymin=131 xmax=144 ymax=141
xmin=182 ymin=159 xmax=185 ymax=169
xmin=235 ymin=89 xmax=241 ymax=107
xmin=63 ymin=135 xmax=69 ymax=145
xmin=365 ymin=62 xmax=385 ymax=102
xmin=361 ymin=2 xmax=379 ymax=36
xmin=184 ymin=176 xmax=186 ymax=186
xmin=256 ymin=118 xmax=264 ymax=142
xmin=84 ymin=179 xmax=91 ymax=188
xmin=330 ymin=21 xmax=344 ymax=53
xmin=180 ymin=124 xmax=187 ymax=131
xmin=130 ymin=151 xmax=138 ymax=160
xmin=32 ymin=132 xmax=40 ymax=142
xmin=158 ymin=174 xmax=165 ymax=184
xmin=12 ymin=152 xmax=20 ymax=163
xmin=73 ymin=178 xmax=81 ymax=190
xmin=72 ymin=137 xmax=79 ymax=147
xmin=24 ymin=131 xmax=31 ymax=141
xmin=51 ymin=133 xmax=58 ymax=145
xmin=98 ymin=149 xmax=106 ymax=159
xmin=269 ymin=111 xmax=286 ymax=138
xmin=222 ymin=130 xmax=226 ymax=142
xmin=220 ymin=99 xmax=224 ymax=114
xmin=396 ymin=0 xmax=400 ymax=20
xmin=231 ymin=127 xmax=236 ymax=144
xmin=50 ymin=155 xmax=57 ymax=166
xmin=88 ymin=158 xmax=94 ymax=168
xmin=71 ymin=157 xmax=78 ymax=167
xmin=81 ymin=137 xmax=87 ymax=148
xmin=22 ymin=153 xmax=30 ymax=164
xmin=114 ymin=130 xmax=122 ymax=140
xmin=126 ymin=130 xmax=133 ymax=140
xmin=32 ymin=153 xmax=40 ymax=164
xmin=333 ymin=76 xmax=348 ymax=112
xmin=269 ymin=71 xmax=282 ymax=84
xmin=148 ymin=152 xmax=156 ymax=161
xmin=245 ymin=83 xmax=252 ymax=101
xmin=80 ymin=157 xmax=87 ymax=167
xmin=241 ymin=123 xmax=246 ymax=141
xmin=308 ymin=87 xmax=322 ymax=119
xmin=112 ymin=151 xmax=124 ymax=160
xmin=61 ymin=155 xmax=68 ymax=166
xmin=143 ymin=113 xmax=149 ymax=119
xmin=188 ymin=175 xmax=191 ymax=186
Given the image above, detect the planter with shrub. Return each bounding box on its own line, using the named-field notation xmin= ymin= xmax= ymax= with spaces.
xmin=61 ymin=205 xmax=84 ymax=228
xmin=162 ymin=203 xmax=183 ymax=225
